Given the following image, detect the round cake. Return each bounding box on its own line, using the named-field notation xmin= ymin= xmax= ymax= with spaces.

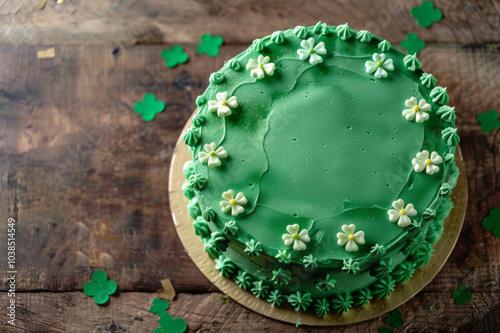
xmin=181 ymin=23 xmax=460 ymax=316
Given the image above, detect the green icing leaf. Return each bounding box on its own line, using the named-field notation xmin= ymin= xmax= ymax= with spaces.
xmin=155 ymin=313 xmax=187 ymax=333
xmin=342 ymin=258 xmax=360 ymax=274
xmin=275 ymin=250 xmax=292 ymax=263
xmin=477 ymin=109 xmax=500 ymax=133
xmin=400 ymin=33 xmax=426 ymax=55
xmin=482 ymin=208 xmax=500 ymax=238
xmin=452 ymin=285 xmax=472 ymax=305
xmin=411 ymin=1 xmax=443 ymax=28
xmin=133 ymin=93 xmax=165 ymax=122
xmin=149 ymin=298 xmax=169 ymax=316
xmin=197 ymin=34 xmax=224 ymax=57
xmin=161 ymin=46 xmax=189 ymax=68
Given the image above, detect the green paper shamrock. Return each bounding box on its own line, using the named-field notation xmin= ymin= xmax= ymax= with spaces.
xmin=483 ymin=208 xmax=500 ymax=237
xmin=378 ymin=327 xmax=394 ymax=333
xmin=386 ymin=310 xmax=404 ymax=328
xmin=197 ymin=34 xmax=224 ymax=57
xmin=401 ymin=33 xmax=426 ymax=55
xmin=154 ymin=313 xmax=187 ymax=333
xmin=133 ymin=93 xmax=165 ymax=122
xmin=295 ymin=318 xmax=302 ymax=327
xmin=161 ymin=46 xmax=189 ymax=68
xmin=83 ymin=270 xmax=117 ymax=305
xmin=411 ymin=1 xmax=443 ymax=28
xmin=149 ymin=298 xmax=169 ymax=316
xmin=477 ymin=110 xmax=500 ymax=133
xmin=452 ymin=285 xmax=472 ymax=305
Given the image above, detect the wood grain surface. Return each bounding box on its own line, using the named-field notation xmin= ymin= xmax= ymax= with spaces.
xmin=0 ymin=0 xmax=499 ymax=332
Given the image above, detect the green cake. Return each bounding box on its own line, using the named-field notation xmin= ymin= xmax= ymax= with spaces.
xmin=181 ymin=23 xmax=459 ymax=316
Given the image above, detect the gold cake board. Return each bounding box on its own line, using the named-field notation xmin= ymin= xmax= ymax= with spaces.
xmin=168 ymin=116 xmax=467 ymax=326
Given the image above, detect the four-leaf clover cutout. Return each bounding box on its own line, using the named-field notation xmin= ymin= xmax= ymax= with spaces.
xmin=411 ymin=1 xmax=443 ymax=28
xmin=154 ymin=313 xmax=187 ymax=333
xmin=477 ymin=109 xmax=500 ymax=133
xmin=162 ymin=46 xmax=189 ymax=68
xmin=83 ymin=270 xmax=117 ymax=305
xmin=133 ymin=93 xmax=165 ymax=122
xmin=150 ymin=298 xmax=170 ymax=316
xmin=197 ymin=34 xmax=224 ymax=57
xmin=452 ymin=285 xmax=472 ymax=305
xmin=400 ymin=33 xmax=426 ymax=55
xmin=482 ymin=208 xmax=500 ymax=238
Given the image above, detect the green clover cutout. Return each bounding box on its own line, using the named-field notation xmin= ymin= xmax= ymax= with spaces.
xmin=197 ymin=34 xmax=224 ymax=57
xmin=149 ymin=298 xmax=169 ymax=316
xmin=295 ymin=318 xmax=302 ymax=327
xmin=401 ymin=33 xmax=426 ymax=55
xmin=83 ymin=270 xmax=117 ymax=305
xmin=452 ymin=285 xmax=472 ymax=305
xmin=386 ymin=310 xmax=404 ymax=328
xmin=133 ymin=93 xmax=165 ymax=122
xmin=161 ymin=46 xmax=189 ymax=68
xmin=154 ymin=313 xmax=187 ymax=333
xmin=477 ymin=110 xmax=500 ymax=133
xmin=482 ymin=208 xmax=500 ymax=238
xmin=411 ymin=1 xmax=443 ymax=28
xmin=378 ymin=327 xmax=394 ymax=333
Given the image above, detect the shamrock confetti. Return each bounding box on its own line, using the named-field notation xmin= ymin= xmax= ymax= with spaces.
xmin=378 ymin=327 xmax=394 ymax=333
xmin=296 ymin=318 xmax=302 ymax=327
xmin=482 ymin=208 xmax=500 ymax=238
xmin=133 ymin=93 xmax=165 ymax=122
xmin=155 ymin=313 xmax=187 ymax=333
xmin=401 ymin=33 xmax=426 ymax=55
xmin=477 ymin=110 xmax=500 ymax=133
xmin=386 ymin=310 xmax=404 ymax=328
xmin=452 ymin=285 xmax=472 ymax=305
xmin=150 ymin=298 xmax=170 ymax=316
xmin=83 ymin=270 xmax=117 ymax=305
xmin=197 ymin=34 xmax=224 ymax=57
xmin=411 ymin=1 xmax=443 ymax=28
xmin=161 ymin=45 xmax=189 ymax=68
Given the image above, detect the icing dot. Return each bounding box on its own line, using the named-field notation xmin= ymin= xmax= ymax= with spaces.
xmin=400 ymin=208 xmax=406 ymax=215
xmin=229 ymin=199 xmax=236 ymax=205
xmin=377 ymin=61 xmax=383 ymax=67
xmin=348 ymin=234 xmax=355 ymax=241
xmin=425 ymin=159 xmax=432 ymax=165
xmin=413 ymin=105 xmax=420 ymax=112
xmin=292 ymin=233 xmax=300 ymax=240
xmin=209 ymin=151 xmax=217 ymax=157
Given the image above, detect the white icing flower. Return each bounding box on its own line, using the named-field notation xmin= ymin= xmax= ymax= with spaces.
xmin=365 ymin=53 xmax=394 ymax=79
xmin=246 ymin=55 xmax=275 ymax=79
xmin=403 ymin=97 xmax=431 ymax=123
xmin=297 ymin=37 xmax=327 ymax=65
xmin=282 ymin=224 xmax=311 ymax=251
xmin=337 ymin=224 xmax=365 ymax=252
xmin=198 ymin=142 xmax=227 ymax=168
xmin=208 ymin=92 xmax=238 ymax=117
xmin=412 ymin=150 xmax=443 ymax=175
xmin=220 ymin=190 xmax=247 ymax=216
xmin=388 ymin=199 xmax=417 ymax=228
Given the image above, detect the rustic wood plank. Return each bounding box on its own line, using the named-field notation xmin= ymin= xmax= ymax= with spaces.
xmin=3 ymin=291 xmax=499 ymax=332
xmin=0 ymin=0 xmax=499 ymax=46
xmin=0 ymin=43 xmax=500 ymax=296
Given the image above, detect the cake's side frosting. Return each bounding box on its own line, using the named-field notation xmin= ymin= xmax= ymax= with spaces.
xmin=182 ymin=23 xmax=459 ymax=315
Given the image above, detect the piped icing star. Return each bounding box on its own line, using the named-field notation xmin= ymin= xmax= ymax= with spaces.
xmin=297 ymin=37 xmax=327 ymax=65
xmin=208 ymin=92 xmax=238 ymax=117
xmin=388 ymin=199 xmax=417 ymax=228
xmin=365 ymin=53 xmax=394 ymax=79
xmin=246 ymin=55 xmax=275 ymax=79
xmin=337 ymin=224 xmax=365 ymax=252
xmin=198 ymin=142 xmax=227 ymax=168
xmin=220 ymin=190 xmax=247 ymax=216
xmin=282 ymin=224 xmax=310 ymax=251
xmin=412 ymin=150 xmax=443 ymax=175
xmin=403 ymin=97 xmax=431 ymax=123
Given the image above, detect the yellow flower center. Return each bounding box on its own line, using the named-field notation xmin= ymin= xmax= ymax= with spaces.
xmin=400 ymin=208 xmax=406 ymax=215
xmin=425 ymin=159 xmax=432 ymax=165
xmin=220 ymin=100 xmax=227 ymax=106
xmin=309 ymin=48 xmax=315 ymax=54
xmin=258 ymin=63 xmax=263 ymax=69
xmin=348 ymin=234 xmax=355 ymax=241
xmin=209 ymin=151 xmax=217 ymax=157
xmin=229 ymin=199 xmax=236 ymax=205
xmin=413 ymin=105 xmax=420 ymax=112
xmin=377 ymin=61 xmax=383 ymax=67
xmin=292 ymin=233 xmax=300 ymax=240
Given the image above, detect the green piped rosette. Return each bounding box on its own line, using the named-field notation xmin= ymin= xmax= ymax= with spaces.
xmin=182 ymin=23 xmax=460 ymax=317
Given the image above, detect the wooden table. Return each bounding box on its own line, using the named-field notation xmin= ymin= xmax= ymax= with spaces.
xmin=0 ymin=0 xmax=499 ymax=332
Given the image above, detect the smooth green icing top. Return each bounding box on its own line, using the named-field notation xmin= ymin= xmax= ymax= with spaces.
xmin=183 ymin=24 xmax=458 ymax=306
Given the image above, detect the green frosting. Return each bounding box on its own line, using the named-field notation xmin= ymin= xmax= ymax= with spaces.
xmin=437 ymin=106 xmax=457 ymax=123
xmin=214 ymin=256 xmax=237 ymax=278
xmin=356 ymin=30 xmax=373 ymax=43
xmin=244 ymin=239 xmax=263 ymax=256
xmin=187 ymin=197 xmax=201 ymax=219
xmin=271 ymin=267 xmax=292 ymax=286
xmin=183 ymin=24 xmax=459 ymax=316
xmin=294 ymin=25 xmax=308 ymax=39
xmin=191 ymin=114 xmax=206 ymax=128
xmin=267 ymin=290 xmax=285 ymax=306
xmin=182 ymin=161 xmax=194 ymax=179
xmin=195 ymin=95 xmax=207 ymax=107
xmin=314 ymin=298 xmax=331 ymax=316
xmin=392 ymin=261 xmax=415 ymax=283
xmin=182 ymin=181 xmax=195 ymax=199
xmin=193 ymin=216 xmax=211 ymax=238
xmin=183 ymin=128 xmax=200 ymax=147
xmin=209 ymin=72 xmax=225 ymax=85
xmin=430 ymin=86 xmax=449 ymax=105
xmin=413 ymin=242 xmax=435 ymax=268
